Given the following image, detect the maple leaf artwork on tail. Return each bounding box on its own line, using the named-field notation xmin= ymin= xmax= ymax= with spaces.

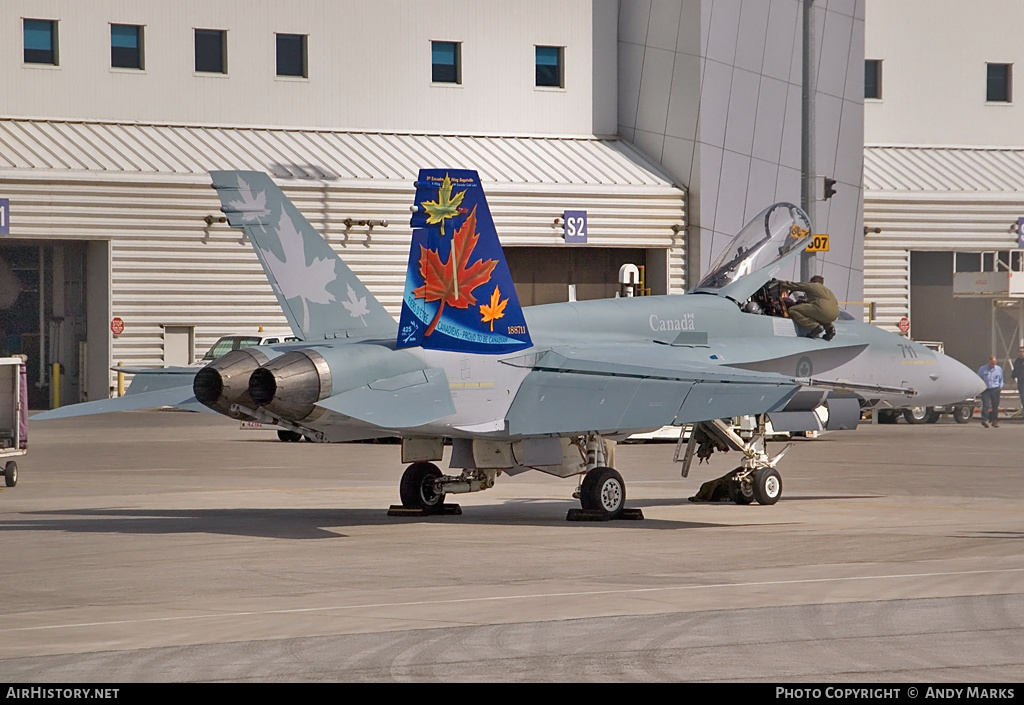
xmin=398 ymin=169 xmax=532 ymax=355
xmin=413 ymin=207 xmax=497 ymax=336
xmin=421 ymin=174 xmax=466 ymax=237
xmin=341 ymin=283 xmax=370 ymax=325
xmin=479 ymin=286 xmax=508 ymax=332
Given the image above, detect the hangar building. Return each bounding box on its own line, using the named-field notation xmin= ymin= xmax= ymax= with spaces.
xmin=864 ymin=0 xmax=1024 ymax=367
xmin=0 ymin=0 xmax=864 ymax=407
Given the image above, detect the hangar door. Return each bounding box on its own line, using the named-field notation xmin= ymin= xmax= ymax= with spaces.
xmin=505 ymin=247 xmax=651 ymax=306
xmin=910 ymin=251 xmax=989 ymax=366
xmin=0 ymin=241 xmax=104 ymax=409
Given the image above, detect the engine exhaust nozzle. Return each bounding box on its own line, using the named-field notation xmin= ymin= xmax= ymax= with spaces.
xmin=248 ymin=349 xmax=333 ymax=421
xmin=193 ymin=347 xmax=270 ymax=418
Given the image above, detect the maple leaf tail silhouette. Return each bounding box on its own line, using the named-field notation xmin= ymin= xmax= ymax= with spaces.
xmin=211 ymin=170 xmax=396 ymax=341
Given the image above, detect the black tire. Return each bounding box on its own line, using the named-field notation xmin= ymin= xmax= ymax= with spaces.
xmin=903 ymin=406 xmax=931 ymax=424
xmin=4 ymin=461 xmax=17 ymax=487
xmin=925 ymin=410 xmax=942 ymax=424
xmin=727 ymin=474 xmax=754 ymax=505
xmin=579 ymin=467 xmax=625 ymax=519
xmin=752 ymin=467 xmax=782 ymax=505
xmin=277 ymin=429 xmax=302 ymax=442
xmin=953 ymin=405 xmax=973 ymax=424
xmin=399 ymin=462 xmax=445 ymax=512
xmin=876 ymin=409 xmax=898 ymax=424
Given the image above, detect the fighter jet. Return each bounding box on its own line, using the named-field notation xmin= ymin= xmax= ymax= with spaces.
xmin=36 ymin=169 xmax=984 ymax=518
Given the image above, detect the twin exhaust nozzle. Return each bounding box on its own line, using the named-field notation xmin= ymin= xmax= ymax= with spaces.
xmin=193 ymin=348 xmax=333 ymax=422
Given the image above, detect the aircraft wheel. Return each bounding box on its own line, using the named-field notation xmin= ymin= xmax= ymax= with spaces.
xmin=400 ymin=462 xmax=445 ymax=512
xmin=580 ymin=467 xmax=625 ymax=520
xmin=953 ymin=405 xmax=973 ymax=424
xmin=903 ymin=406 xmax=931 ymax=424
xmin=752 ymin=467 xmax=782 ymax=505
xmin=4 ymin=461 xmax=17 ymax=487
xmin=925 ymin=410 xmax=942 ymax=423
xmin=727 ymin=475 xmax=754 ymax=505
xmin=277 ymin=429 xmax=303 ymax=442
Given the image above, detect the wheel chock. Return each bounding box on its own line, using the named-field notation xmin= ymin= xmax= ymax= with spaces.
xmin=566 ymin=507 xmax=644 ymax=522
xmin=387 ymin=504 xmax=462 ymax=517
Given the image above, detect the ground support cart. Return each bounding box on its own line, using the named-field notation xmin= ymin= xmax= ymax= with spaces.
xmin=0 ymin=356 xmax=28 ymax=487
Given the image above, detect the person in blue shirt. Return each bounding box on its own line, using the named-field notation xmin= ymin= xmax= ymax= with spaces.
xmin=977 ymin=356 xmax=1004 ymax=428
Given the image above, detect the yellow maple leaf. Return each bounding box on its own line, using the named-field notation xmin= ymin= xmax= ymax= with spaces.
xmin=479 ymin=286 xmax=508 ymax=332
xmin=422 ymin=174 xmax=466 ymax=237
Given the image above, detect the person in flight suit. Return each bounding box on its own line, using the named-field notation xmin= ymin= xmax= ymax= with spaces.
xmin=776 ymin=275 xmax=840 ymax=341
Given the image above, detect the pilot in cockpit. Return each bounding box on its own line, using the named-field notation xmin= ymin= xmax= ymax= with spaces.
xmin=774 ymin=275 xmax=839 ymax=341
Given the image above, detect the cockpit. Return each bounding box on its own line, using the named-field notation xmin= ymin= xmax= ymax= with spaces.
xmin=690 ymin=202 xmax=854 ymax=321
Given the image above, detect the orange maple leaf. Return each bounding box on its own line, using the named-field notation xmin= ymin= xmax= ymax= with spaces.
xmin=413 ymin=206 xmax=498 ymax=336
xmin=479 ymin=286 xmax=508 ymax=332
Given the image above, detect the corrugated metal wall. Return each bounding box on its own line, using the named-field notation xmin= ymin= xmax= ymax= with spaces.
xmin=3 ymin=173 xmax=685 ymax=390
xmin=863 ymin=194 xmax=1024 ymax=334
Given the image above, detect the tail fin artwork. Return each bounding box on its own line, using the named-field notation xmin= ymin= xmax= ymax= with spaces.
xmin=211 ymin=171 xmax=395 ymax=340
xmin=398 ymin=169 xmax=531 ymax=354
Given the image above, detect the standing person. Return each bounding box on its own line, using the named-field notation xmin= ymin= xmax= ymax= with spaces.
xmin=977 ymin=356 xmax=1004 ymax=428
xmin=1012 ymin=346 xmax=1024 ymax=417
xmin=776 ymin=275 xmax=841 ymax=340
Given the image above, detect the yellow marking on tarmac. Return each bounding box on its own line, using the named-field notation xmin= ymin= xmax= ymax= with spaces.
xmin=449 ymin=381 xmax=495 ymax=388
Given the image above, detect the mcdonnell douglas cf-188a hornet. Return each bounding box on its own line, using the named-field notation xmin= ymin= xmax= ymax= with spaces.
xmin=36 ymin=170 xmax=984 ymax=519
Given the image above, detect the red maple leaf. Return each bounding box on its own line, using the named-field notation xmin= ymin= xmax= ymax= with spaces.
xmin=413 ymin=206 xmax=498 ymax=336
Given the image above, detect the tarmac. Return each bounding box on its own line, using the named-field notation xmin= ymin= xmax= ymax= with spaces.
xmin=1 ymin=410 xmax=1022 ymax=682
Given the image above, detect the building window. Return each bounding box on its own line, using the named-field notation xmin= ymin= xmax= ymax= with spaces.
xmin=276 ymin=33 xmax=307 ymax=77
xmin=195 ymin=29 xmax=227 ymax=74
xmin=24 ymin=19 xmax=57 ymax=65
xmin=987 ymin=63 xmax=1012 ymax=102
xmin=536 ymin=46 xmax=564 ymax=88
xmin=865 ymin=59 xmax=882 ymax=99
xmin=431 ymin=41 xmax=460 ymax=84
xmin=111 ymin=24 xmax=143 ymax=69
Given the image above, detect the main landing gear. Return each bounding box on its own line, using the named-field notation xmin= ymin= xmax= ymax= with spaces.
xmin=390 ymin=462 xmax=497 ymax=516
xmin=568 ymin=434 xmax=642 ymax=521
xmin=681 ymin=417 xmax=787 ymax=505
xmin=389 ymin=434 xmax=642 ymax=521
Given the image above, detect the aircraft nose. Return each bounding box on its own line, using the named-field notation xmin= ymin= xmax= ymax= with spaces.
xmin=929 ymin=353 xmax=985 ymax=403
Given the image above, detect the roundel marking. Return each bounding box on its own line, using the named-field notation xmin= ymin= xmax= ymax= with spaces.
xmin=795 ymin=356 xmax=813 ymax=377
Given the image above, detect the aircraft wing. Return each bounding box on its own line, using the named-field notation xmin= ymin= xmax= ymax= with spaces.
xmin=503 ymin=344 xmax=801 ymax=436
xmin=33 ymin=368 xmax=206 ymax=420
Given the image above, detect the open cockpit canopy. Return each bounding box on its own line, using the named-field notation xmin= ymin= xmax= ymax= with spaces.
xmin=692 ymin=203 xmax=812 ymax=301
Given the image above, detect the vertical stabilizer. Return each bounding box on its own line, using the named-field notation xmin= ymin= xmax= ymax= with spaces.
xmin=211 ymin=171 xmax=395 ymax=340
xmin=398 ymin=169 xmax=531 ymax=354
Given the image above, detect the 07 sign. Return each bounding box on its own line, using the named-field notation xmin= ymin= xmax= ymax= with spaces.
xmin=805 ymin=233 xmax=829 ymax=252
xmin=0 ymin=199 xmax=9 ymax=235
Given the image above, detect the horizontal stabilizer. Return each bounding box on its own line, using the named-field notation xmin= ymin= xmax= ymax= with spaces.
xmin=316 ymin=368 xmax=456 ymax=428
xmin=33 ymin=384 xmax=202 ymax=421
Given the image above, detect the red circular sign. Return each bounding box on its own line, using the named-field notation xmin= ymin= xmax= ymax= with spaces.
xmin=898 ymin=317 xmax=910 ymax=334
xmin=111 ymin=317 xmax=124 ymax=335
